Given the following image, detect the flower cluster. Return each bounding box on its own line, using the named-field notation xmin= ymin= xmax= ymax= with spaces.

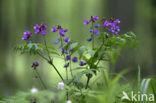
xmin=22 ymin=30 xmax=32 ymax=40
xmin=84 ymin=15 xmax=120 ymax=41
xmin=32 ymin=61 xmax=39 ymax=69
xmin=51 ymin=25 xmax=69 ymax=44
xmin=22 ymin=24 xmax=47 ymax=40
xmin=51 ymin=25 xmax=68 ymax=37
xmin=34 ymin=24 xmax=47 ymax=36
xmin=84 ymin=15 xmax=99 ymax=25
xmin=103 ymin=18 xmax=120 ymax=35
xmin=84 ymin=15 xmax=100 ymax=41
xmin=64 ymin=54 xmax=86 ymax=67
xmin=51 ymin=25 xmax=86 ymax=67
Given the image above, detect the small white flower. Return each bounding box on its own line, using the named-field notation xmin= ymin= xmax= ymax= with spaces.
xmin=58 ymin=82 xmax=64 ymax=90
xmin=31 ymin=88 xmax=38 ymax=94
xmin=67 ymin=100 xmax=72 ymax=103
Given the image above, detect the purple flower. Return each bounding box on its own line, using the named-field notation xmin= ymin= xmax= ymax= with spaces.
xmin=51 ymin=27 xmax=58 ymax=32
xmin=60 ymin=47 xmax=64 ymax=53
xmin=54 ymin=39 xmax=60 ymax=44
xmin=109 ymin=27 xmax=115 ymax=33
xmin=34 ymin=24 xmax=40 ymax=34
xmin=66 ymin=55 xmax=71 ymax=60
xmin=64 ymin=63 xmax=69 ymax=68
xmin=40 ymin=24 xmax=47 ymax=31
xmin=115 ymin=26 xmax=120 ymax=32
xmin=102 ymin=18 xmax=120 ymax=36
xmin=89 ymin=28 xmax=93 ymax=32
xmin=40 ymin=24 xmax=47 ymax=36
xmin=65 ymin=51 xmax=69 ymax=54
xmin=84 ymin=20 xmax=90 ymax=25
xmin=94 ymin=24 xmax=100 ymax=28
xmin=32 ymin=61 xmax=39 ymax=69
xmin=93 ymin=30 xmax=100 ymax=35
xmin=64 ymin=29 xmax=68 ymax=32
xmin=59 ymin=29 xmax=65 ymax=37
xmin=22 ymin=30 xmax=32 ymax=40
xmin=114 ymin=32 xmax=118 ymax=35
xmin=110 ymin=22 xmax=116 ymax=27
xmin=87 ymin=38 xmax=92 ymax=42
xmin=34 ymin=24 xmax=47 ymax=36
xmin=103 ymin=20 xmax=110 ymax=27
xmin=93 ymin=15 xmax=99 ymax=20
xmin=60 ymin=48 xmax=68 ymax=54
xmin=64 ymin=37 xmax=70 ymax=43
xmin=57 ymin=25 xmax=62 ymax=29
xmin=69 ymin=48 xmax=74 ymax=52
xmin=79 ymin=61 xmax=86 ymax=66
xmin=114 ymin=19 xmax=120 ymax=24
xmin=41 ymin=30 xmax=47 ymax=36
xmin=109 ymin=25 xmax=120 ymax=35
xmin=72 ymin=57 xmax=78 ymax=62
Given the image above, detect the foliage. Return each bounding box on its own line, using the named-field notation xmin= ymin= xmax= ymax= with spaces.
xmin=4 ymin=15 xmax=154 ymax=103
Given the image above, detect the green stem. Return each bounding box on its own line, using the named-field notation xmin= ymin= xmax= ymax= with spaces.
xmin=60 ymin=36 xmax=69 ymax=100
xmin=60 ymin=36 xmax=68 ymax=80
xmin=37 ymin=53 xmax=64 ymax=81
xmin=43 ymin=37 xmax=52 ymax=62
xmin=35 ymin=69 xmax=47 ymax=89
xmin=85 ymin=22 xmax=95 ymax=89
xmin=92 ymin=22 xmax=94 ymax=49
xmin=43 ymin=37 xmax=64 ymax=81
xmin=70 ymin=59 xmax=73 ymax=77
xmin=85 ymin=76 xmax=91 ymax=89
xmin=50 ymin=62 xmax=64 ymax=81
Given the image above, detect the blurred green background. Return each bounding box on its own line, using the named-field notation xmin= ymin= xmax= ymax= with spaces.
xmin=0 ymin=0 xmax=156 ymax=98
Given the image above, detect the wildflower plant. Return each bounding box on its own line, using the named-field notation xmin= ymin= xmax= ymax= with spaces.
xmin=13 ymin=15 xmax=139 ymax=103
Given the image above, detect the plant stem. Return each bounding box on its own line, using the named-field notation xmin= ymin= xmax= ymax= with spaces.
xmin=35 ymin=69 xmax=47 ymax=89
xmin=85 ymin=22 xmax=95 ymax=89
xmin=37 ymin=53 xmax=64 ymax=81
xmin=50 ymin=62 xmax=64 ymax=81
xmin=92 ymin=22 xmax=94 ymax=49
xmin=43 ymin=37 xmax=65 ymax=81
xmin=37 ymin=52 xmax=49 ymax=62
xmin=70 ymin=59 xmax=73 ymax=77
xmin=60 ymin=36 xmax=69 ymax=100
xmin=85 ymin=76 xmax=91 ymax=89
xmin=60 ymin=36 xmax=68 ymax=80
xmin=43 ymin=37 xmax=52 ymax=62
xmin=64 ymin=55 xmax=68 ymax=80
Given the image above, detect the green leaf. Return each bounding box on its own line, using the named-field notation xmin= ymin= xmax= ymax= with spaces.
xmin=49 ymin=51 xmax=60 ymax=56
xmin=74 ymin=69 xmax=94 ymax=81
xmin=70 ymin=42 xmax=81 ymax=55
xmin=78 ymin=46 xmax=86 ymax=59
xmin=47 ymin=46 xmax=57 ymax=51
xmin=70 ymin=42 xmax=78 ymax=49
xmin=88 ymin=49 xmax=95 ymax=57
xmin=15 ymin=43 xmax=43 ymax=55
xmin=109 ymin=69 xmax=129 ymax=86
xmin=150 ymin=79 xmax=156 ymax=101
xmin=140 ymin=78 xmax=151 ymax=94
